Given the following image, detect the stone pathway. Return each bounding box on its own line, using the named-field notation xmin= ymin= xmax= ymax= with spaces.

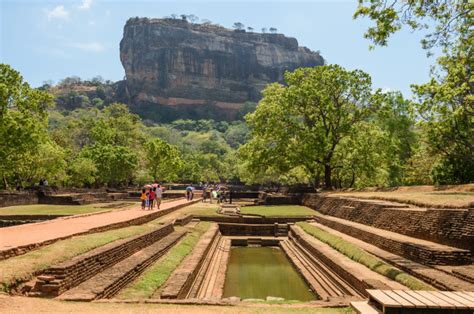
xmin=310 ymin=222 xmax=474 ymax=291
xmin=0 ymin=198 xmax=196 ymax=259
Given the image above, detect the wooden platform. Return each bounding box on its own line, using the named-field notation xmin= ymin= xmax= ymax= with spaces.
xmin=351 ymin=290 xmax=474 ymax=314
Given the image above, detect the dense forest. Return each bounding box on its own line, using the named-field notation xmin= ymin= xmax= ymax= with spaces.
xmin=1 ymin=1 xmax=472 ymax=190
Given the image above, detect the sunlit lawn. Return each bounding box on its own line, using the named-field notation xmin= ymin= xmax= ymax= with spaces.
xmin=330 ymin=191 xmax=474 ymax=208
xmin=240 ymin=205 xmax=316 ymax=217
xmin=0 ymin=202 xmax=136 ymax=216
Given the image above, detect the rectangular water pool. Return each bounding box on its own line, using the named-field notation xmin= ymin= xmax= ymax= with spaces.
xmin=222 ymin=246 xmax=316 ymax=301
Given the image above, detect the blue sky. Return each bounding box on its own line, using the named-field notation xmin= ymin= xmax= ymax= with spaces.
xmin=1 ymin=0 xmax=436 ymax=96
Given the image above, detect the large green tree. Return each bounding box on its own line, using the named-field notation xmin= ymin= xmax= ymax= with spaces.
xmin=354 ymin=0 xmax=473 ymax=184
xmin=240 ymin=65 xmax=382 ymax=189
xmin=144 ymin=138 xmax=183 ymax=182
xmin=0 ymin=64 xmax=55 ymax=188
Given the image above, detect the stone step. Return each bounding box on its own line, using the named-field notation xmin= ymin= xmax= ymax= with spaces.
xmin=313 ymin=213 xmax=471 ymax=266
xmin=159 ymin=224 xmax=219 ymax=299
xmin=58 ymin=230 xmax=186 ymax=301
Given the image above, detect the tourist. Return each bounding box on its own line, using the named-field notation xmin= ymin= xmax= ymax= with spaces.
xmin=149 ymin=187 xmax=156 ymax=210
xmin=140 ymin=188 xmax=147 ymax=210
xmin=211 ymin=189 xmax=217 ymax=204
xmin=155 ymin=184 xmax=163 ymax=210
xmin=186 ymin=184 xmax=194 ymax=201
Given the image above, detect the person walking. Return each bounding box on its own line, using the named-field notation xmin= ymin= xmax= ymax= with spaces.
xmin=155 ymin=185 xmax=163 ymax=210
xmin=186 ymin=185 xmax=194 ymax=201
xmin=148 ymin=187 xmax=155 ymax=210
xmin=140 ymin=188 xmax=147 ymax=210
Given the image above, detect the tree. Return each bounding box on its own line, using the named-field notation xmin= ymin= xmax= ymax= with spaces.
xmin=412 ymin=37 xmax=473 ymax=183
xmin=233 ymin=22 xmax=245 ymax=30
xmin=144 ymin=138 xmax=183 ymax=182
xmin=0 ymin=64 xmax=54 ymax=188
xmin=187 ymin=14 xmax=199 ymax=23
xmin=80 ymin=145 xmax=138 ymax=187
xmin=180 ymin=14 xmax=187 ymax=21
xmin=67 ymin=157 xmax=97 ymax=187
xmin=261 ymin=27 xmax=267 ymax=33
xmin=353 ymin=0 xmax=472 ymax=51
xmin=239 ymin=65 xmax=382 ymax=189
xmin=354 ymin=0 xmax=474 ymax=184
xmin=247 ymin=26 xmax=254 ymax=32
xmin=269 ymin=27 xmax=277 ymax=33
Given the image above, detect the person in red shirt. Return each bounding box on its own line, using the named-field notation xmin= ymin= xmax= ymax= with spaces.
xmin=148 ymin=188 xmax=155 ymax=210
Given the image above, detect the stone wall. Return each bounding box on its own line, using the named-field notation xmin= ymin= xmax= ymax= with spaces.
xmin=0 ymin=191 xmax=38 ymax=208
xmin=197 ymin=215 xmax=311 ymax=224
xmin=302 ymin=194 xmax=474 ymax=252
xmin=314 ymin=215 xmax=471 ymax=266
xmin=218 ymin=223 xmax=287 ymax=237
xmin=34 ymin=223 xmax=175 ymax=296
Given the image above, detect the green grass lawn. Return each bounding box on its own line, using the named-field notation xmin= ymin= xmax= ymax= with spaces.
xmin=0 ymin=216 xmax=164 ymax=292
xmin=0 ymin=202 xmax=136 ymax=216
xmin=116 ymin=222 xmax=212 ymax=299
xmin=240 ymin=205 xmax=316 ymax=217
xmin=296 ymin=222 xmax=432 ymax=290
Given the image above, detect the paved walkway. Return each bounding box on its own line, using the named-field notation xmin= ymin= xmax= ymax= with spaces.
xmin=0 ymin=198 xmax=193 ymax=254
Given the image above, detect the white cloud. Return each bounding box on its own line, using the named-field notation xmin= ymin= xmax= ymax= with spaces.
xmin=69 ymin=42 xmax=105 ymax=53
xmin=78 ymin=0 xmax=93 ymax=10
xmin=44 ymin=5 xmax=70 ymax=20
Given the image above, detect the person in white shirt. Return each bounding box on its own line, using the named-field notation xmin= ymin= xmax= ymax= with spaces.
xmin=155 ymin=185 xmax=163 ymax=209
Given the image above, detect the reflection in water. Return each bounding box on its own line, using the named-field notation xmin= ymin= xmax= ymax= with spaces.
xmin=223 ymin=246 xmax=316 ymax=301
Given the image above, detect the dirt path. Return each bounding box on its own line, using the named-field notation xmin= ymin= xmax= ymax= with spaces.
xmin=0 ymin=198 xmax=192 ymax=253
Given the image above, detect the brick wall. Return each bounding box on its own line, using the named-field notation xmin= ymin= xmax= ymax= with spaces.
xmin=0 ymin=191 xmax=38 ymax=207
xmin=34 ymin=223 xmax=175 ymax=296
xmin=314 ymin=215 xmax=471 ymax=266
xmin=197 ymin=215 xmax=311 ymax=224
xmin=302 ymin=194 xmax=474 ymax=252
xmin=218 ymin=223 xmax=284 ymax=236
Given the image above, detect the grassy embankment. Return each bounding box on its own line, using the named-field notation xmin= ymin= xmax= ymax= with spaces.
xmin=0 ymin=216 xmax=167 ymax=292
xmin=297 ymin=222 xmax=432 ymax=291
xmin=0 ymin=202 xmax=136 ymax=216
xmin=116 ymin=221 xmax=211 ymax=299
xmin=330 ymin=184 xmax=474 ymax=208
xmin=184 ymin=202 xmax=317 ymax=217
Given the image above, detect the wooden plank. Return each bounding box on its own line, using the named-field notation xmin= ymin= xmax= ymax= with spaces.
xmin=392 ymin=290 xmax=427 ymax=308
xmin=415 ymin=291 xmax=457 ymax=309
xmin=367 ymin=289 xmax=402 ymax=308
xmin=454 ymin=291 xmax=474 ymax=303
xmin=429 ymin=291 xmax=468 ymax=309
xmin=404 ymin=290 xmax=440 ymax=308
xmin=350 ymin=301 xmax=381 ymax=314
xmin=383 ymin=290 xmax=415 ymax=307
xmin=440 ymin=291 xmax=474 ymax=309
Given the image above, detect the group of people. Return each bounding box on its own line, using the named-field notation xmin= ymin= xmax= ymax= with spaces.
xmin=202 ymin=184 xmax=229 ymax=204
xmin=140 ymin=182 xmax=164 ymax=210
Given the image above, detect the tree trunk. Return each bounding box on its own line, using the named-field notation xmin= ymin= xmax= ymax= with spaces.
xmin=324 ymin=164 xmax=332 ymax=190
xmin=2 ymin=176 xmax=8 ymax=190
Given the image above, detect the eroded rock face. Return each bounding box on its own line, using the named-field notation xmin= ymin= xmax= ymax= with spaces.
xmin=120 ymin=18 xmax=324 ymax=120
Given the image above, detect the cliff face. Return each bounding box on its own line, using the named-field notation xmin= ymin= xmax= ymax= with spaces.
xmin=119 ymin=18 xmax=324 ymax=121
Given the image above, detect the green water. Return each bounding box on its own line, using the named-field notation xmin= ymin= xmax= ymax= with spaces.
xmin=223 ymin=246 xmax=316 ymax=301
